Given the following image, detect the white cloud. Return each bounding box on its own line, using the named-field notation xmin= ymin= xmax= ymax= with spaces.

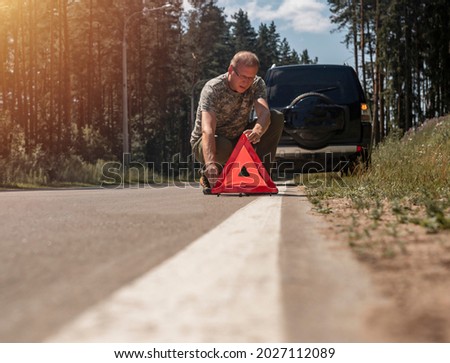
xmin=238 ymin=0 xmax=331 ymax=33
xmin=182 ymin=0 xmax=332 ymax=34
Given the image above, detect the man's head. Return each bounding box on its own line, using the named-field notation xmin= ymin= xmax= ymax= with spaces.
xmin=227 ymin=51 xmax=260 ymax=94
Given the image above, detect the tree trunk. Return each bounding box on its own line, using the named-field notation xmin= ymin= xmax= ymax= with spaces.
xmin=380 ymin=71 xmax=385 ymax=139
xmin=372 ymin=0 xmax=380 ymax=145
xmin=49 ymin=1 xmax=55 ymax=153
xmin=87 ymin=0 xmax=94 ymax=127
xmin=351 ymin=0 xmax=359 ymax=75
xmin=28 ymin=0 xmax=38 ymax=149
xmin=62 ymin=0 xmax=71 ymax=146
xmin=404 ymin=5 xmax=412 ymax=130
xmin=360 ymin=0 xmax=367 ymax=94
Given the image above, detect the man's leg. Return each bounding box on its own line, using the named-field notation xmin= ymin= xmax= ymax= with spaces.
xmin=192 ymin=136 xmax=236 ymax=192
xmin=253 ymin=109 xmax=284 ymax=173
xmin=192 ymin=135 xmax=236 ymax=169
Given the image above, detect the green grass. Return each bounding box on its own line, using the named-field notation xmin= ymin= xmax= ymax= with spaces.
xmin=306 ymin=115 xmax=450 ymax=232
xmin=0 ymin=156 xmax=191 ymax=189
xmin=0 ymin=154 xmax=106 ymax=188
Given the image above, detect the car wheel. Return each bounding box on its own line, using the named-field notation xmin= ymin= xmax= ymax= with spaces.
xmin=283 ymin=92 xmax=347 ymax=149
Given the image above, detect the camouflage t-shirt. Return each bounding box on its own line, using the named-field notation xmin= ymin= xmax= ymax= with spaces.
xmin=190 ymin=73 xmax=267 ymax=147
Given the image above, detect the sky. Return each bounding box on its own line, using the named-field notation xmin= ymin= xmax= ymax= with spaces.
xmin=182 ymin=0 xmax=354 ymax=67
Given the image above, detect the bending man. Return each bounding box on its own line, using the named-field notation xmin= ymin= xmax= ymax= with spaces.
xmin=190 ymin=51 xmax=284 ymax=192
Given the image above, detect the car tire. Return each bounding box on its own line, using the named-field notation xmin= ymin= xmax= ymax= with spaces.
xmin=283 ymin=92 xmax=347 ymax=149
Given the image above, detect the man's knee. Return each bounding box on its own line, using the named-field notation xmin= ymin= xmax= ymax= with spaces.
xmin=215 ymin=136 xmax=234 ymax=165
xmin=192 ymin=136 xmax=234 ymax=166
xmin=270 ymin=109 xmax=284 ymax=131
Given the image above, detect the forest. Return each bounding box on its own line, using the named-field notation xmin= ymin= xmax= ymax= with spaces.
xmin=328 ymin=0 xmax=449 ymax=143
xmin=0 ymin=0 xmax=449 ymax=183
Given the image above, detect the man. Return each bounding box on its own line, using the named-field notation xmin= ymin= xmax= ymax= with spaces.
xmin=190 ymin=51 xmax=284 ymax=192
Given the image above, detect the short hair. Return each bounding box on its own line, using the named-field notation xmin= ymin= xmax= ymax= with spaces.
xmin=230 ymin=51 xmax=260 ymax=69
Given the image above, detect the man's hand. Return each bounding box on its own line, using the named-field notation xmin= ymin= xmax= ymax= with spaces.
xmin=244 ymin=124 xmax=263 ymax=144
xmin=204 ymin=163 xmax=219 ymax=186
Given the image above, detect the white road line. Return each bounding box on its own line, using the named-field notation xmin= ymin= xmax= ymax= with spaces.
xmin=47 ymin=195 xmax=284 ymax=343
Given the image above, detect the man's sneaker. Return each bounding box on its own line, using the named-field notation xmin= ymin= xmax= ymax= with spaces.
xmin=200 ymin=175 xmax=212 ymax=195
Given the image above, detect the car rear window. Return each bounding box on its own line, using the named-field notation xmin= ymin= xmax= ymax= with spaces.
xmin=266 ymin=66 xmax=362 ymax=108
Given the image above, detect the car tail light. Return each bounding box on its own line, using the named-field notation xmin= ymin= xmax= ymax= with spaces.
xmin=356 ymin=145 xmax=363 ymax=153
xmin=361 ymin=103 xmax=371 ymax=122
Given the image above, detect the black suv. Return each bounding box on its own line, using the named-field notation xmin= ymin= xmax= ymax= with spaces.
xmin=265 ymin=64 xmax=372 ymax=174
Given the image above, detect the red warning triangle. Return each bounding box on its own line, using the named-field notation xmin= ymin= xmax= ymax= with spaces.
xmin=211 ymin=134 xmax=278 ymax=194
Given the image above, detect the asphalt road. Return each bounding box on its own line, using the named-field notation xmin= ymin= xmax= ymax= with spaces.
xmin=0 ymin=185 xmax=391 ymax=342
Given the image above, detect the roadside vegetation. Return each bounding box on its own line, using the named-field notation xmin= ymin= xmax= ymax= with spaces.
xmin=306 ymin=115 xmax=450 ymax=257
xmin=0 ymin=156 xmax=104 ymax=189
xmin=0 ymin=152 xmax=171 ymax=189
xmin=0 ymin=143 xmax=182 ymax=189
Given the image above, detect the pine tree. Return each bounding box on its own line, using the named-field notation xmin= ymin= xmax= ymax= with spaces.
xmin=184 ymin=0 xmax=232 ymax=81
xmin=256 ymin=23 xmax=281 ymax=75
xmin=230 ymin=9 xmax=257 ymax=54
xmin=299 ymin=49 xmax=318 ymax=65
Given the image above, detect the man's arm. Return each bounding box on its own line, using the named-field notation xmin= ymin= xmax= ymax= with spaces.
xmin=201 ymin=110 xmax=219 ymax=184
xmin=244 ymin=97 xmax=271 ymax=144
